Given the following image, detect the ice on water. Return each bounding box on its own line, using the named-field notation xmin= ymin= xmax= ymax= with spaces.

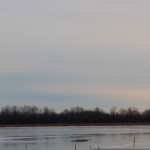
xmin=0 ymin=126 xmax=150 ymax=150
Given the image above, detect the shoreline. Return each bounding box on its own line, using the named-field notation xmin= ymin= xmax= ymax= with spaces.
xmin=0 ymin=123 xmax=150 ymax=127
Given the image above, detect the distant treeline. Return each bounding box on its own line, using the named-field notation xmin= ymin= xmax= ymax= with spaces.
xmin=0 ymin=106 xmax=150 ymax=124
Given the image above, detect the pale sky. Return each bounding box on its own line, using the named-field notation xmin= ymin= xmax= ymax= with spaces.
xmin=0 ymin=0 xmax=150 ymax=111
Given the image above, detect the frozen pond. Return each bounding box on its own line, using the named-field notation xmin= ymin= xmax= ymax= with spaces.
xmin=0 ymin=125 xmax=150 ymax=150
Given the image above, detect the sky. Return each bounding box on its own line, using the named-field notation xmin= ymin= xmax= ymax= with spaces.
xmin=0 ymin=0 xmax=150 ymax=111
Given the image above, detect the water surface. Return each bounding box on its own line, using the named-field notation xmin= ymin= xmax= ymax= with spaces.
xmin=0 ymin=125 xmax=150 ymax=150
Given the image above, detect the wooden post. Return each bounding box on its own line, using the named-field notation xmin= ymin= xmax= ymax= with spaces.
xmin=90 ymin=146 xmax=91 ymax=149
xmin=75 ymin=144 xmax=76 ymax=150
xmin=133 ymin=136 xmax=135 ymax=147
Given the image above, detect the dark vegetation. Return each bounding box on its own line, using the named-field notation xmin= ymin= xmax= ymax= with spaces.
xmin=0 ymin=106 xmax=150 ymax=125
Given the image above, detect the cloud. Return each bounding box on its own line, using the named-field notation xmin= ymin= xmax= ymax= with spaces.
xmin=28 ymin=82 xmax=150 ymax=101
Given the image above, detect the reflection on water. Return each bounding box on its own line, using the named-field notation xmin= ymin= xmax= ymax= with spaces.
xmin=0 ymin=126 xmax=150 ymax=150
